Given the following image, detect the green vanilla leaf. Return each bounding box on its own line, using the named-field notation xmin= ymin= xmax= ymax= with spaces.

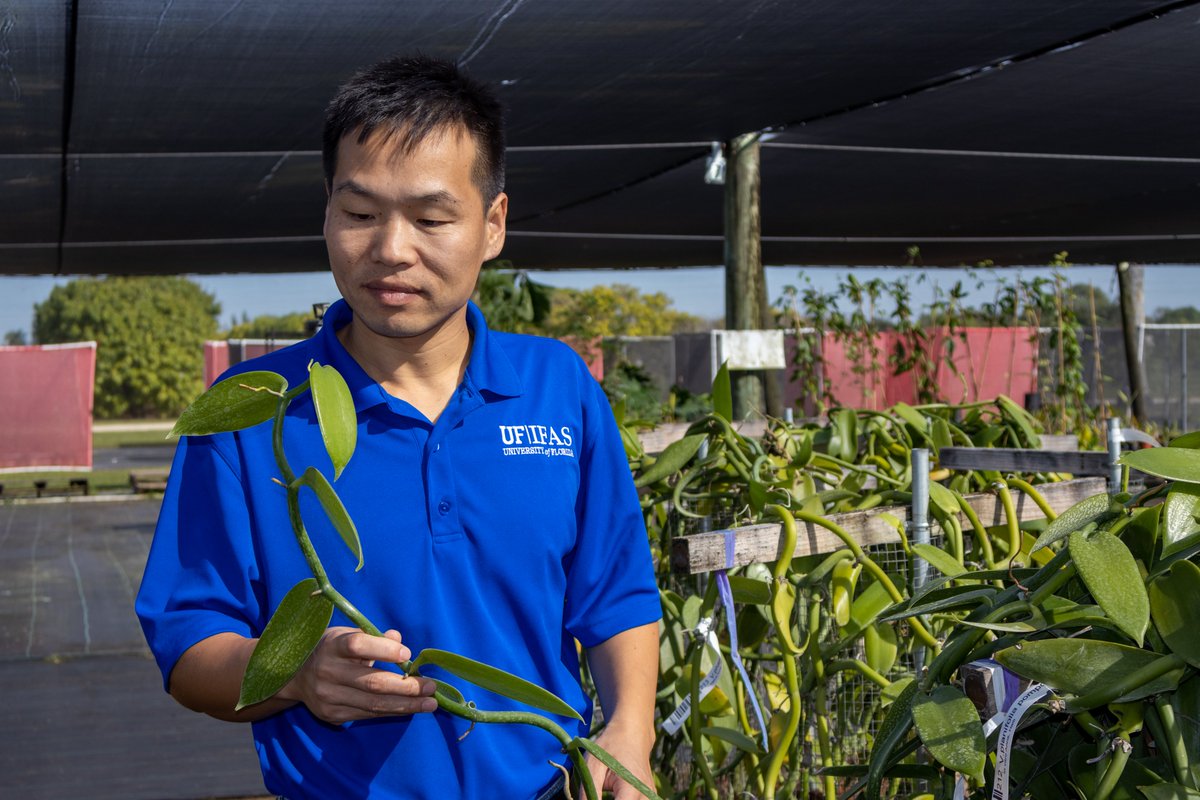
xmin=572 ymin=736 xmax=664 ymax=800
xmin=912 ymin=542 xmax=965 ymax=578
xmin=1070 ymin=527 xmax=1149 ymax=646
xmin=431 ymin=679 xmax=465 ymax=706
xmin=293 ymin=466 xmax=363 ymax=571
xmin=1169 ymin=431 xmax=1200 ymax=449
xmin=411 ymin=648 xmax=583 ymax=722
xmin=996 ymin=394 xmax=1041 ymax=448
xmin=926 ymin=481 xmax=961 ymax=518
xmin=864 ymin=621 xmax=898 ymax=676
xmin=1163 ymin=482 xmax=1200 ymax=559
xmin=309 ymin=362 xmax=357 ymax=480
xmin=911 ymin=686 xmax=986 ymax=783
xmin=832 ymin=407 xmax=858 ymax=461
xmin=879 ymin=587 xmax=996 ymax=623
xmin=1139 ymin=785 xmax=1200 ymax=800
xmin=237 ymin=578 xmax=333 ymax=710
xmin=890 ymin=402 xmax=929 ymax=441
xmin=701 ymin=726 xmax=763 ymax=755
xmin=1150 ymin=560 xmax=1200 ymax=669
xmin=880 ymin=676 xmax=913 ymax=707
xmin=772 ymin=581 xmax=805 ymax=655
xmin=995 ymin=638 xmax=1184 ymax=703
xmin=866 ymin=679 xmax=917 ymax=800
xmin=171 ymin=370 xmax=287 ymax=437
xmin=727 ymin=576 xmax=772 ymax=606
xmin=1122 ymin=447 xmax=1200 ymax=484
xmin=1030 ymin=493 xmax=1117 ymax=554
xmin=712 ymin=362 xmax=732 ymax=422
xmin=634 ymin=433 xmax=706 ymax=487
xmin=931 ymin=417 xmax=953 ymax=451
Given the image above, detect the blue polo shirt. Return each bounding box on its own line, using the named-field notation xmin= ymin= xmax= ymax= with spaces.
xmin=136 ymin=299 xmax=661 ymax=800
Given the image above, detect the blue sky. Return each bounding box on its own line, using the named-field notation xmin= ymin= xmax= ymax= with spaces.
xmin=2 ymin=264 xmax=1197 ymax=337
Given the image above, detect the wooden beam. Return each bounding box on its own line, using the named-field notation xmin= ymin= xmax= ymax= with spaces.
xmin=670 ymin=477 xmax=1107 ymax=574
xmin=938 ymin=447 xmax=1110 ymax=476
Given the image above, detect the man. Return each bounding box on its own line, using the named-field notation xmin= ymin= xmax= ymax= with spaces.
xmin=136 ymin=56 xmax=661 ymax=799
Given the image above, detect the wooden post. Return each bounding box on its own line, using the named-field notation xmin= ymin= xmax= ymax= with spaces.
xmin=723 ymin=133 xmax=781 ymax=418
xmin=1117 ymin=262 xmax=1149 ymax=423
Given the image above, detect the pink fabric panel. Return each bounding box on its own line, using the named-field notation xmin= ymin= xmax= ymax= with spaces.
xmin=203 ymin=341 xmax=229 ymax=388
xmin=932 ymin=327 xmax=1039 ymax=405
xmin=0 ymin=343 xmax=96 ymax=470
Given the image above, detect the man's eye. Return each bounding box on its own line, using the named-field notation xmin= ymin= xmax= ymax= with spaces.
xmin=418 ymin=219 xmax=450 ymax=228
xmin=344 ymin=210 xmax=373 ymax=221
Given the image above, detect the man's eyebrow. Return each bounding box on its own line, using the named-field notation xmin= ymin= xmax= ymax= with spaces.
xmin=331 ymin=181 xmax=460 ymax=207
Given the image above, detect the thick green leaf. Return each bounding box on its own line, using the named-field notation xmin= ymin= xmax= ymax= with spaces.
xmin=952 ymin=618 xmax=1037 ymax=633
xmin=411 ymin=648 xmax=583 ymax=722
xmin=1070 ymin=527 xmax=1149 ymax=646
xmin=432 ymin=679 xmax=465 ymax=706
xmin=846 ymin=579 xmax=894 ymax=635
xmin=1170 ymin=431 xmax=1200 ymax=449
xmin=927 ymin=481 xmax=962 ymax=518
xmin=772 ymin=581 xmax=804 ymax=655
xmin=728 ymin=576 xmax=772 ymax=605
xmin=1139 ymin=785 xmax=1200 ymax=800
xmin=890 ymin=402 xmax=929 ymax=439
xmin=832 ymin=408 xmax=858 ymax=461
xmin=701 ymin=726 xmax=763 ymax=755
xmin=996 ymin=394 xmax=1040 ymax=448
xmin=1150 ymin=560 xmax=1200 ymax=668
xmin=1122 ymin=448 xmax=1200 ymax=483
xmin=712 ymin=362 xmax=732 ymax=422
xmin=309 ymin=362 xmax=357 ymax=480
xmin=293 ymin=466 xmax=363 ymax=571
xmin=995 ymin=638 xmax=1184 ymax=702
xmin=864 ymin=621 xmax=898 ymax=675
xmin=879 ymin=587 xmax=996 ymax=623
xmin=931 ymin=417 xmax=953 ymax=451
xmin=1030 ymin=493 xmax=1118 ymax=554
xmin=912 ymin=543 xmax=965 ymax=578
xmin=1126 ymin=505 xmax=1162 ymax=567
xmin=572 ymin=736 xmax=664 ymax=800
xmin=881 ymin=676 xmax=913 ymax=707
xmin=866 ymin=679 xmax=917 ymax=800
xmin=634 ymin=433 xmax=706 ymax=487
xmin=237 ymin=578 xmax=332 ymax=710
xmin=1163 ymin=482 xmax=1200 ymax=559
xmin=911 ymin=686 xmax=986 ymax=782
xmin=172 ymin=370 xmax=287 ymax=437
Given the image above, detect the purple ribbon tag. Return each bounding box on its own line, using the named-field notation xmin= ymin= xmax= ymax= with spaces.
xmin=714 ymin=529 xmax=770 ymax=751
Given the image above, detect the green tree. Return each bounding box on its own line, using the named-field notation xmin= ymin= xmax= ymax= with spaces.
xmin=4 ymin=329 xmax=26 ymax=345
xmin=33 ymin=276 xmax=221 ymax=419
xmin=472 ymin=263 xmax=554 ymax=334
xmin=225 ymin=311 xmax=314 ymax=339
xmin=1152 ymin=305 xmax=1200 ymax=323
xmin=542 ymin=284 xmax=707 ymax=340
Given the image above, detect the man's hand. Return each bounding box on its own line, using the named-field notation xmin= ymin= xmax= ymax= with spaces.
xmin=582 ymin=622 xmax=660 ymax=798
xmin=278 ymin=626 xmax=438 ymax=724
xmin=585 ymin=720 xmax=656 ymax=799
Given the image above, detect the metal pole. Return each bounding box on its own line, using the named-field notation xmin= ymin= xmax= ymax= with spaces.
xmin=1183 ymin=330 xmax=1189 ymax=431
xmin=910 ymin=448 xmax=931 ymax=672
xmin=1106 ymin=418 xmax=1123 ymax=495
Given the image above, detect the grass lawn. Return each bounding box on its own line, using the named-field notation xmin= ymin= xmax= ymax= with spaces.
xmin=93 ymin=427 xmax=176 ymax=449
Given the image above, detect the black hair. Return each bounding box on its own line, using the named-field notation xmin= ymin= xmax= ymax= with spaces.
xmin=322 ymin=55 xmax=505 ymax=205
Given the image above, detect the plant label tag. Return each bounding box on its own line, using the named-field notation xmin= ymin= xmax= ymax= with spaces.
xmin=661 ymin=623 xmax=723 ymax=736
xmin=990 ymin=682 xmax=1051 ymax=800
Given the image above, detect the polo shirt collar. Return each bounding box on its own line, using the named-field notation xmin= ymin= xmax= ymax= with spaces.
xmin=314 ymin=298 xmax=523 ymax=415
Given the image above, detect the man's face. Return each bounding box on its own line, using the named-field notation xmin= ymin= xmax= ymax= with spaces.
xmin=323 ymin=125 xmax=507 ymax=341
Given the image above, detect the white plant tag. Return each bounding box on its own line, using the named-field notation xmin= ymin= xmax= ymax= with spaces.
xmin=661 ymin=619 xmax=723 ymax=736
xmin=991 ymin=682 xmax=1052 ymax=800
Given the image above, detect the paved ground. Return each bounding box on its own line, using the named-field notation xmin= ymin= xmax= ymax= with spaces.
xmin=93 ymin=445 xmax=177 ymax=470
xmin=0 ymin=498 xmax=269 ymax=799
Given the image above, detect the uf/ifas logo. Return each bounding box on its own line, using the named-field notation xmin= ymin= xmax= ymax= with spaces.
xmin=498 ymin=424 xmax=575 ymax=457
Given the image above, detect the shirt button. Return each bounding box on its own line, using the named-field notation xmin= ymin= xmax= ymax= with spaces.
xmin=438 ymin=499 xmax=451 ymax=515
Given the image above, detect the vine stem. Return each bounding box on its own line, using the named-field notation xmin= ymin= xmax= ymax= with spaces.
xmin=265 ymin=382 xmax=614 ymax=796
xmin=785 ymin=506 xmax=940 ymax=651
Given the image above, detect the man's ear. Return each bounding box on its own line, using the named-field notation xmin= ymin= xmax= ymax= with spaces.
xmin=485 ymin=192 xmax=508 ymax=261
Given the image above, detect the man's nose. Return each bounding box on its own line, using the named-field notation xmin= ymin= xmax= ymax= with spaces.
xmin=372 ymin=217 xmax=418 ymax=266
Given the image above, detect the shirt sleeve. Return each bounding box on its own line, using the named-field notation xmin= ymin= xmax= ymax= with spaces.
xmin=135 ymin=433 xmax=266 ymax=691
xmin=562 ymin=371 xmax=663 ymax=648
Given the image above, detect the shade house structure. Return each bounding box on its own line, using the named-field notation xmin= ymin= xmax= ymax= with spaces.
xmin=4 ymin=0 xmax=1199 ymax=278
